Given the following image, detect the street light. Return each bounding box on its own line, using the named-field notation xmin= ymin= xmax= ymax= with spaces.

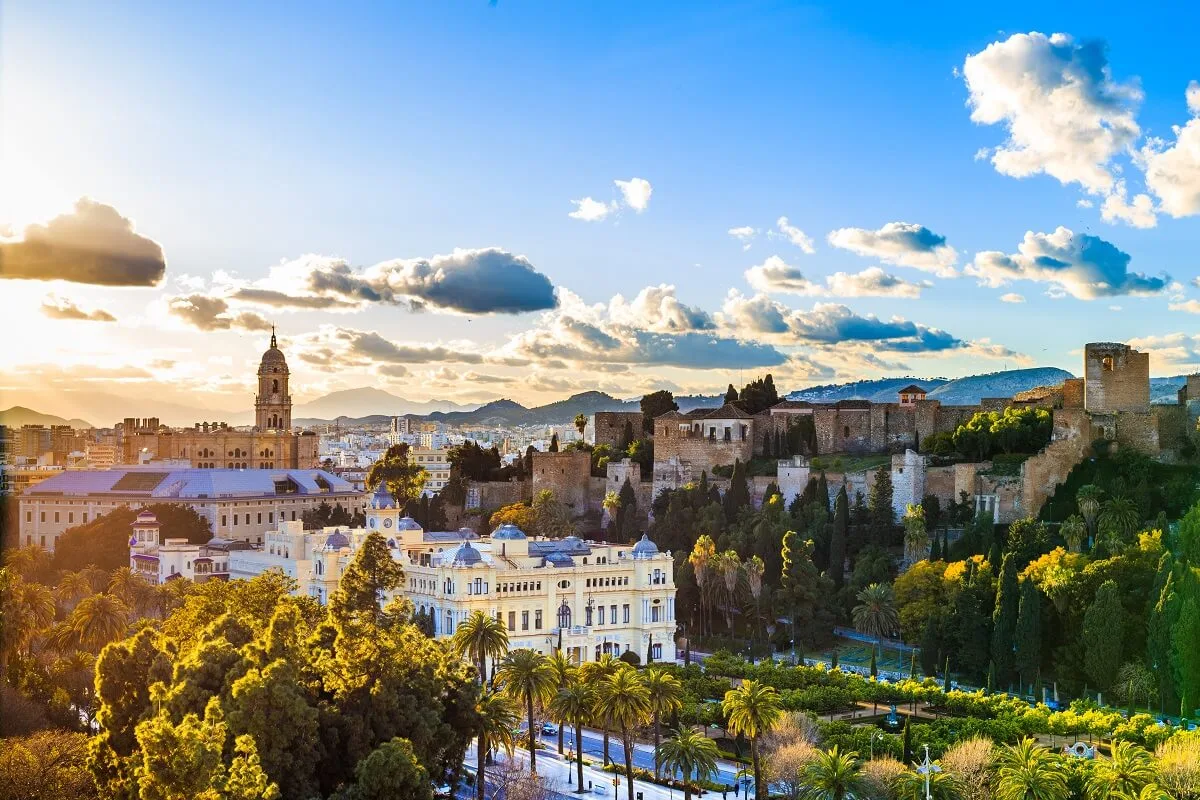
xmin=916 ymin=745 xmax=942 ymax=800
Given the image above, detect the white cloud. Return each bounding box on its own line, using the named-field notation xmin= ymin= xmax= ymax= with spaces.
xmin=568 ymin=197 xmax=614 ymax=222
xmin=962 ymin=32 xmax=1142 ymax=195
xmin=966 ymin=226 xmax=1168 ymax=299
xmin=773 ymin=216 xmax=815 ymax=253
xmin=614 ymin=177 xmax=653 ymax=212
xmin=1000 ymin=293 xmax=1026 ymax=303
xmin=607 ymin=284 xmax=716 ymax=333
xmin=1126 ymin=332 xmax=1200 ymax=368
xmin=827 ymin=221 xmax=958 ymax=277
xmin=1100 ymin=183 xmax=1157 ymax=229
xmin=745 ymin=258 xmax=926 ymax=298
xmin=1076 ymin=199 xmax=1094 ymax=209
xmin=1140 ymin=81 xmax=1200 ymax=219
xmin=1169 ymin=299 xmax=1200 ymax=314
xmin=728 ymin=226 xmax=757 ymax=250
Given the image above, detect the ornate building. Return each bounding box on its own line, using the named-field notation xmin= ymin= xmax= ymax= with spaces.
xmin=121 ymin=331 xmax=318 ymax=469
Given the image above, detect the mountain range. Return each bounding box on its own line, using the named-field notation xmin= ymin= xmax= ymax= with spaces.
xmin=0 ymin=406 xmax=94 ymax=429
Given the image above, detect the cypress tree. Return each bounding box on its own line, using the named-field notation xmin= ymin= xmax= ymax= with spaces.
xmin=816 ymin=471 xmax=830 ymax=516
xmin=902 ymin=716 xmax=912 ymax=765
xmin=725 ymin=383 xmax=739 ymax=404
xmin=986 ymin=661 xmax=995 ymax=695
xmin=1013 ymin=578 xmax=1042 ymax=693
xmin=868 ymin=464 xmax=894 ymax=545
xmin=1083 ymin=580 xmax=1124 ymax=693
xmin=943 ymin=657 xmax=951 ymax=693
xmin=549 ymin=432 xmax=559 ymax=452
xmin=831 ymin=651 xmax=839 ymax=670
xmin=828 ymin=487 xmax=849 ymax=588
xmin=870 ymin=647 xmax=878 ymax=679
xmin=930 ymin=533 xmax=942 ymax=562
xmin=991 ymin=554 xmax=1019 ymax=689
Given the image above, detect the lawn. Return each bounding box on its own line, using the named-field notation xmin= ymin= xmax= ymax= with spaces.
xmin=809 ymin=453 xmax=893 ymax=474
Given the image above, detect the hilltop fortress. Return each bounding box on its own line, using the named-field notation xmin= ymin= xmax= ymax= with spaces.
xmin=468 ymin=342 xmax=1199 ymax=529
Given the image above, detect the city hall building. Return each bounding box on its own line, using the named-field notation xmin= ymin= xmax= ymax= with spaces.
xmin=229 ymin=484 xmax=679 ymax=664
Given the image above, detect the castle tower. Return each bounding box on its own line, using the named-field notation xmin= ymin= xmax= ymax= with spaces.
xmin=255 ymin=327 xmax=292 ymax=431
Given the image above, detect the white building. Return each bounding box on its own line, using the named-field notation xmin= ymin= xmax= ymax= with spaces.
xmin=128 ymin=509 xmax=250 ymax=584
xmin=229 ymin=484 xmax=678 ymax=664
xmin=410 ymin=447 xmax=452 ymax=494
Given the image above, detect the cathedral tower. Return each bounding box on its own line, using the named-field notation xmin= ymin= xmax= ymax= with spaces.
xmin=255 ymin=327 xmax=292 ymax=431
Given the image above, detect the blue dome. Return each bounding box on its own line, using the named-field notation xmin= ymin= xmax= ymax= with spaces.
xmin=561 ymin=535 xmax=588 ymax=553
xmin=369 ymin=484 xmax=398 ymax=510
xmin=545 ymin=551 xmax=574 ymax=567
xmin=631 ymin=533 xmax=659 ymax=557
xmin=492 ymin=523 xmax=527 ymax=540
xmin=323 ymin=531 xmax=351 ymax=550
xmin=396 ymin=516 xmax=422 ymax=531
xmin=449 ymin=541 xmax=484 ymax=566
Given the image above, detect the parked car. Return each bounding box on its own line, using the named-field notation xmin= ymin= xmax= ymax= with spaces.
xmin=433 ymin=781 xmax=454 ymax=798
xmin=540 ymin=723 xmax=557 ymax=736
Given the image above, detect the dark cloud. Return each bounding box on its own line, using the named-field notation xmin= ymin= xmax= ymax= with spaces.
xmin=271 ymin=247 xmax=558 ymax=315
xmin=1 ymin=198 xmax=166 ymax=286
xmin=293 ymin=326 xmax=485 ymax=368
xmin=40 ymin=295 xmax=117 ymax=322
xmin=168 ymin=295 xmax=272 ymax=332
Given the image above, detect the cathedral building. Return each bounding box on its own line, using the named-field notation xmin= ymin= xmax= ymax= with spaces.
xmin=121 ymin=329 xmax=319 ymax=469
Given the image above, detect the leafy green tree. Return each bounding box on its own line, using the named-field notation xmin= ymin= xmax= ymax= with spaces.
xmin=1083 ymin=580 xmax=1124 ymax=692
xmin=340 ymin=737 xmax=430 ymax=800
xmin=531 ymin=489 xmax=573 ymax=538
xmin=656 ymin=726 xmax=720 ymax=800
xmin=0 ymin=730 xmax=97 ymax=800
xmin=1013 ymin=578 xmax=1042 ymax=694
xmin=780 ymin=532 xmax=835 ymax=652
xmin=640 ymin=390 xmax=678 ymax=434
xmin=724 ymin=460 xmax=752 ymax=522
xmin=451 ymin=610 xmax=509 ymax=686
xmin=598 ymin=665 xmax=652 ymax=800
xmin=366 ymin=444 xmax=427 ymax=507
xmin=328 ymin=532 xmax=405 ymax=627
xmin=495 ymin=649 xmax=556 ymax=773
xmin=991 ymin=554 xmax=1019 ymax=689
xmin=1005 ymin=517 xmax=1050 ymax=570
xmin=722 ymin=679 xmax=783 ymax=800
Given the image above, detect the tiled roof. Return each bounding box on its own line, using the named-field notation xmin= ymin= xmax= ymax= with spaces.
xmin=771 ymin=400 xmax=815 ymax=410
xmin=24 ymin=468 xmax=357 ymax=499
xmin=897 ymin=384 xmax=927 ymax=395
xmin=702 ymin=403 xmax=753 ymax=420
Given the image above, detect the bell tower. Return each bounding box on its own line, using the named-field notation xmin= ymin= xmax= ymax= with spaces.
xmin=255 ymin=327 xmax=292 ymax=431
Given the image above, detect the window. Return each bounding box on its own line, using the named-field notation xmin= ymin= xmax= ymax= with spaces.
xmin=622 ymin=604 xmax=630 ymax=624
xmin=508 ymin=611 xmax=516 ymax=631
xmin=597 ymin=606 xmax=605 ymax=625
xmin=54 ymin=512 xmax=60 ymax=523
xmin=221 ymin=515 xmax=227 ymax=527
xmin=651 ymin=643 xmax=662 ymax=661
xmin=585 ymin=605 xmax=593 ymax=626
xmin=1102 ymin=355 xmax=1114 ymax=371
xmin=234 ymin=514 xmax=239 ymax=525
xmin=610 ymin=605 xmax=617 ymax=625
xmin=535 ymin=609 xmax=543 ymax=630
xmin=26 ymin=511 xmax=31 ymax=523
xmin=82 ymin=513 xmax=88 ymax=523
xmin=68 ymin=512 xmax=74 ymax=523
xmin=521 ymin=611 xmax=529 ymax=631
xmin=843 ymin=425 xmax=850 ymax=438
xmin=558 ymin=604 xmax=571 ymax=629
xmin=652 ymin=606 xmax=661 ymax=622
xmin=268 ymin=512 xmax=273 ymax=523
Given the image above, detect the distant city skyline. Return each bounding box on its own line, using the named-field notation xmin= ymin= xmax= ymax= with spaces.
xmin=3 ymin=2 xmax=1199 ymax=418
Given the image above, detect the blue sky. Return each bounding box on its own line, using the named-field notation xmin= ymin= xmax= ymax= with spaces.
xmin=2 ymin=1 xmax=1198 ymax=416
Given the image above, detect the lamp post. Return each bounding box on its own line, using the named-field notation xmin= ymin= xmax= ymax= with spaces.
xmin=916 ymin=745 xmax=941 ymax=800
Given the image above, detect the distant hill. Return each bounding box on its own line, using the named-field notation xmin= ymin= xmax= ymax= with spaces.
xmin=0 ymin=406 xmax=93 ymax=428
xmin=292 ymin=387 xmax=478 ymax=420
xmin=1151 ymin=376 xmax=1189 ymax=404
xmin=424 ymin=392 xmax=638 ymax=427
xmin=788 ymin=367 xmax=1076 ymax=406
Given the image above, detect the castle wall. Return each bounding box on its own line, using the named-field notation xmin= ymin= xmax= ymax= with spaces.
xmin=466 ymin=480 xmax=529 ymax=512
xmin=891 ymin=450 xmax=926 ymax=519
xmin=1153 ymin=405 xmax=1189 ymax=457
xmin=591 ymin=411 xmax=644 ymax=450
xmin=1062 ymin=378 xmax=1085 ymax=409
xmin=1115 ymin=411 xmax=1161 ymax=455
xmin=531 ymin=451 xmax=592 ymax=516
xmin=776 ymin=456 xmax=812 ymax=508
xmin=652 ymin=416 xmax=754 ymax=476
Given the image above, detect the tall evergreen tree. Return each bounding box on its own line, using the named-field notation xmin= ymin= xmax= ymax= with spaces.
xmin=549 ymin=433 xmax=559 ymax=452
xmin=828 ymin=487 xmax=849 ymax=588
xmin=1083 ymin=580 xmax=1124 ymax=693
xmin=725 ymin=384 xmax=739 ymax=404
xmin=1013 ymin=578 xmax=1041 ymax=693
xmin=816 ymin=472 xmax=830 ymax=517
xmin=1172 ymin=595 xmax=1200 ymax=717
xmin=723 ymin=460 xmax=751 ymax=522
xmin=867 ymin=465 xmax=894 ymax=545
xmin=991 ymin=553 xmax=1019 ymax=689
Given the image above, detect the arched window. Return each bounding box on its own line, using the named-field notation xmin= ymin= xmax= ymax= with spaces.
xmin=557 ymin=601 xmax=572 ymax=629
xmin=272 ymin=379 xmax=279 ymax=393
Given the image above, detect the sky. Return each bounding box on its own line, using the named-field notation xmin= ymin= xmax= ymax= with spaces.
xmin=2 ymin=1 xmax=1199 ymax=421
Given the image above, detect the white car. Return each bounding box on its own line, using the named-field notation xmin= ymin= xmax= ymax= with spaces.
xmin=433 ymin=781 xmax=454 ymax=798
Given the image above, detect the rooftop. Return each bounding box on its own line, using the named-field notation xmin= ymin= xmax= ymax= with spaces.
xmin=23 ymin=467 xmax=357 ymax=499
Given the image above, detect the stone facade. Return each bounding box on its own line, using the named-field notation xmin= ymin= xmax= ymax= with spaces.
xmin=1084 ymin=342 xmax=1151 ymax=414
xmin=531 ymin=450 xmax=592 ymax=516
xmin=653 ymin=407 xmax=755 ymax=477
xmin=776 ymin=456 xmax=812 ymax=508
xmin=590 ymin=411 xmax=644 ymax=450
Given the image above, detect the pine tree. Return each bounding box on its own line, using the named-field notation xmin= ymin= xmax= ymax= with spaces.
xmin=943 ymin=657 xmax=951 ymax=692
xmin=549 ymin=433 xmax=559 ymax=452
xmin=1172 ymin=596 xmax=1200 ymax=717
xmin=816 ymin=472 xmax=829 ymax=517
xmin=723 ymin=460 xmax=751 ymax=522
xmin=902 ymin=716 xmax=912 ymax=765
xmin=869 ymin=647 xmax=878 ymax=679
xmin=991 ymin=554 xmax=1019 ymax=690
xmin=725 ymin=384 xmax=739 ymax=404
xmin=929 ymin=533 xmax=942 ymax=562
xmin=1013 ymin=578 xmax=1041 ymax=693
xmin=868 ymin=464 xmax=894 ymax=545
xmin=828 ymin=487 xmax=849 ymax=588
xmin=1083 ymin=580 xmax=1124 ymax=693
xmin=986 ymin=661 xmax=995 ymax=695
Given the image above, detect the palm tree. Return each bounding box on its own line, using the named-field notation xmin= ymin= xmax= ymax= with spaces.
xmin=1086 ymin=740 xmax=1156 ymax=800
xmin=68 ymin=593 xmax=130 ymax=651
xmin=852 ymin=582 xmax=899 ymax=660
xmin=603 ymin=490 xmax=621 ymax=528
xmin=642 ymin=668 xmax=684 ymax=778
xmin=689 ymin=535 xmax=716 ymax=636
xmin=800 ymin=745 xmax=865 ymax=800
xmin=1 ymin=574 xmax=56 ymax=675
xmin=745 ymin=556 xmax=765 ymax=638
xmin=722 ymin=679 xmax=783 ymax=800
xmin=1099 ymin=496 xmax=1140 ymax=549
xmin=495 ymin=649 xmax=557 ymax=773
xmin=79 ymin=565 xmax=110 ymax=594
xmin=546 ymin=649 xmax=576 ymax=754
xmin=597 ymin=665 xmax=652 ymax=800
xmin=1076 ymin=485 xmax=1103 ymax=549
xmin=1060 ymin=514 xmax=1087 ymax=554
xmin=657 ymin=727 xmax=721 ymax=800
xmin=54 ymin=570 xmax=94 ymax=609
xmin=574 ymin=413 xmax=588 ymax=438
xmin=451 ymin=609 xmax=509 ymax=686
xmin=717 ymin=550 xmax=742 ymax=632
xmin=551 ymin=679 xmax=594 ymax=793
xmin=991 ymin=738 xmax=1068 ymax=800
xmin=473 ymin=690 xmax=519 ymax=800
xmin=895 ymin=765 xmax=963 ymax=800
xmin=579 ymin=653 xmax=620 ymax=765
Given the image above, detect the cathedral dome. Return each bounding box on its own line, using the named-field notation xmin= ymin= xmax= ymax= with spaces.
xmin=631 ymin=533 xmax=659 ymax=558
xmin=259 ymin=329 xmax=288 ymax=369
